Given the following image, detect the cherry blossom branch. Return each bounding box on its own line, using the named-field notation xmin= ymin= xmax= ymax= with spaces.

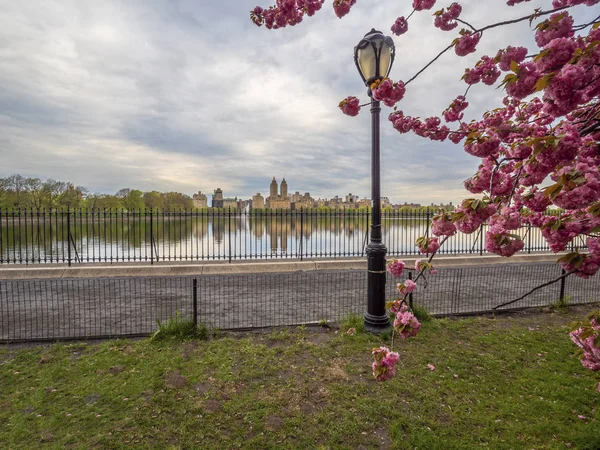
xmin=492 ymin=270 xmax=575 ymax=310
xmin=405 ymin=5 xmax=571 ymax=86
xmin=405 ymin=43 xmax=455 ymax=86
xmin=573 ymin=14 xmax=600 ymax=31
xmin=456 ymin=18 xmax=477 ymax=32
xmin=507 ymin=166 xmax=525 ymax=203
xmin=412 ymin=235 xmax=450 ymax=286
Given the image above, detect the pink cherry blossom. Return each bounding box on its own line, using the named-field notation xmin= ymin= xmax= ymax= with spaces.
xmin=338 ymin=96 xmax=360 ymax=116
xmin=387 ymin=259 xmax=406 ymax=277
xmin=455 ymin=32 xmax=482 ymax=57
xmin=372 ymin=79 xmax=406 ymax=107
xmin=397 ymin=279 xmax=417 ymax=296
xmin=394 ymin=309 xmax=422 ymax=339
xmin=391 ymin=16 xmax=408 ymax=36
xmin=443 ymin=96 xmax=469 ymax=122
xmin=332 ymin=0 xmax=356 ymax=19
xmin=496 ymin=46 xmax=528 ymax=71
xmin=417 ymin=237 xmax=441 ymax=254
xmin=372 ymin=346 xmax=400 ymax=381
xmin=434 ymin=3 xmax=462 ymax=31
xmin=534 ymin=12 xmax=574 ymax=48
xmin=413 ymin=0 xmax=436 ymax=10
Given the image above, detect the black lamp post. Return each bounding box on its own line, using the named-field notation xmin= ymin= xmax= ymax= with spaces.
xmin=354 ymin=29 xmax=395 ymax=333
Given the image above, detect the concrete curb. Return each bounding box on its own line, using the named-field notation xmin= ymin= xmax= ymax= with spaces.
xmin=0 ymin=253 xmax=561 ymax=280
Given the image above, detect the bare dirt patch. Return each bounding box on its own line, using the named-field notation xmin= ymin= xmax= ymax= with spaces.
xmin=164 ymin=370 xmax=188 ymax=389
xmin=202 ymin=399 xmax=221 ymax=413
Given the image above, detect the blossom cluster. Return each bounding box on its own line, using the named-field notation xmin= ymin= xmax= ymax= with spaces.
xmin=397 ymin=279 xmax=417 ymax=296
xmin=372 ymin=346 xmax=400 ymax=381
xmin=391 ymin=16 xmax=409 ymax=36
xmin=338 ymin=96 xmax=360 ymax=116
xmin=432 ymin=212 xmax=457 ymax=236
xmin=416 ymin=236 xmax=441 ymax=254
xmin=413 ymin=0 xmax=436 ymax=10
xmin=485 ymin=231 xmax=525 ymax=257
xmin=569 ymin=312 xmax=600 ymax=392
xmin=443 ymin=95 xmax=469 ymax=122
xmin=462 ymin=56 xmax=501 ymax=86
xmin=371 ymin=79 xmax=406 ymax=107
xmin=387 ymin=259 xmax=405 ymax=277
xmin=455 ymin=31 xmax=482 ymax=57
xmin=453 ymin=199 xmax=497 ymax=234
xmin=250 ymin=0 xmax=324 ymax=29
xmin=433 ymin=3 xmax=462 ymax=31
xmin=393 ymin=303 xmax=422 ymax=339
xmin=333 ymin=0 xmax=356 ymax=19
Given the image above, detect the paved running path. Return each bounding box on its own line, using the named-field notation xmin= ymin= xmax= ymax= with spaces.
xmin=1 ymin=262 xmax=599 ymax=341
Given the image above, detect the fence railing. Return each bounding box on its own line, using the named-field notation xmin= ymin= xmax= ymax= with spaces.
xmin=0 ymin=208 xmax=570 ymax=265
xmin=1 ymin=262 xmax=597 ymax=342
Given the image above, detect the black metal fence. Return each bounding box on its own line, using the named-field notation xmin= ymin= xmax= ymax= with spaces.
xmin=1 ymin=262 xmax=598 ymax=342
xmin=0 ymin=208 xmax=568 ymax=265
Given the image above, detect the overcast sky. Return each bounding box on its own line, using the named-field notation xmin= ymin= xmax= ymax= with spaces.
xmin=0 ymin=1 xmax=596 ymax=204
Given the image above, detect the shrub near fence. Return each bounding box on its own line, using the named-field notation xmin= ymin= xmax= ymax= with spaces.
xmin=1 ymin=262 xmax=598 ymax=342
xmin=0 ymin=208 xmax=574 ymax=265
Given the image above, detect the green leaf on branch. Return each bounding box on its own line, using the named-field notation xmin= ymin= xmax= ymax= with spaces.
xmin=587 ymin=203 xmax=600 ymax=217
xmin=543 ymin=182 xmax=563 ymax=199
xmin=510 ymin=60 xmax=519 ymax=73
xmin=557 ymin=252 xmax=583 ymax=268
xmin=534 ymin=73 xmax=555 ymax=92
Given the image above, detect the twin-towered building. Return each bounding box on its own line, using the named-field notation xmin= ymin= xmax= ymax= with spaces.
xmin=251 ymin=177 xmax=315 ymax=210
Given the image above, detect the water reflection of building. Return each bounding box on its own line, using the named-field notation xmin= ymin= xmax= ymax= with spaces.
xmin=211 ymin=216 xmax=225 ymax=244
xmin=268 ymin=215 xmax=291 ymax=253
xmin=191 ymin=218 xmax=209 ymax=239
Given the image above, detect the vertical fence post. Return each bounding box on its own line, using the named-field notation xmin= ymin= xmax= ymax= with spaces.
xmin=408 ymin=271 xmax=414 ymax=310
xmin=67 ymin=207 xmax=72 ymax=267
xmin=0 ymin=209 xmax=3 ymax=264
xmin=300 ymin=208 xmax=304 ymax=261
xmin=193 ymin=278 xmax=198 ymax=326
xmin=479 ymin=224 xmax=484 ymax=256
xmin=528 ymin=222 xmax=532 ymax=254
xmin=228 ymin=207 xmax=232 ymax=263
xmin=559 ymin=268 xmax=566 ymax=304
xmin=150 ymin=209 xmax=154 ymax=265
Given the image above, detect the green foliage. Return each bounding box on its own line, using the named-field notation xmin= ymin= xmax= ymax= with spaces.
xmin=339 ymin=314 xmax=365 ymax=334
xmin=151 ymin=313 xmax=209 ymax=342
xmin=411 ymin=304 xmax=432 ymax=322
xmin=550 ymin=295 xmax=571 ymax=311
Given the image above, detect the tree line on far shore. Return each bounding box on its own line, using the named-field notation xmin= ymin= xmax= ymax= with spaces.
xmin=0 ymin=174 xmax=194 ymax=211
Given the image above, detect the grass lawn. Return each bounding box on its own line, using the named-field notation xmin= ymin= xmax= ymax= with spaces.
xmin=1 ymin=306 xmax=599 ymax=449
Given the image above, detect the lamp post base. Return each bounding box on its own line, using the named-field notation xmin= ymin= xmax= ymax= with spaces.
xmin=364 ymin=312 xmax=391 ymax=334
xmin=364 ymin=241 xmax=389 ymax=334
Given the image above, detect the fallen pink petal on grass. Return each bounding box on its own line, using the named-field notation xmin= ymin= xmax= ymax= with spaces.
xmin=427 ymin=364 xmax=435 ymax=371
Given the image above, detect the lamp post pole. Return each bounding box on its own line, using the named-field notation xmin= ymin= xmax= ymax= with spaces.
xmin=354 ymin=29 xmax=395 ymax=333
xmin=364 ymin=96 xmax=389 ymax=333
